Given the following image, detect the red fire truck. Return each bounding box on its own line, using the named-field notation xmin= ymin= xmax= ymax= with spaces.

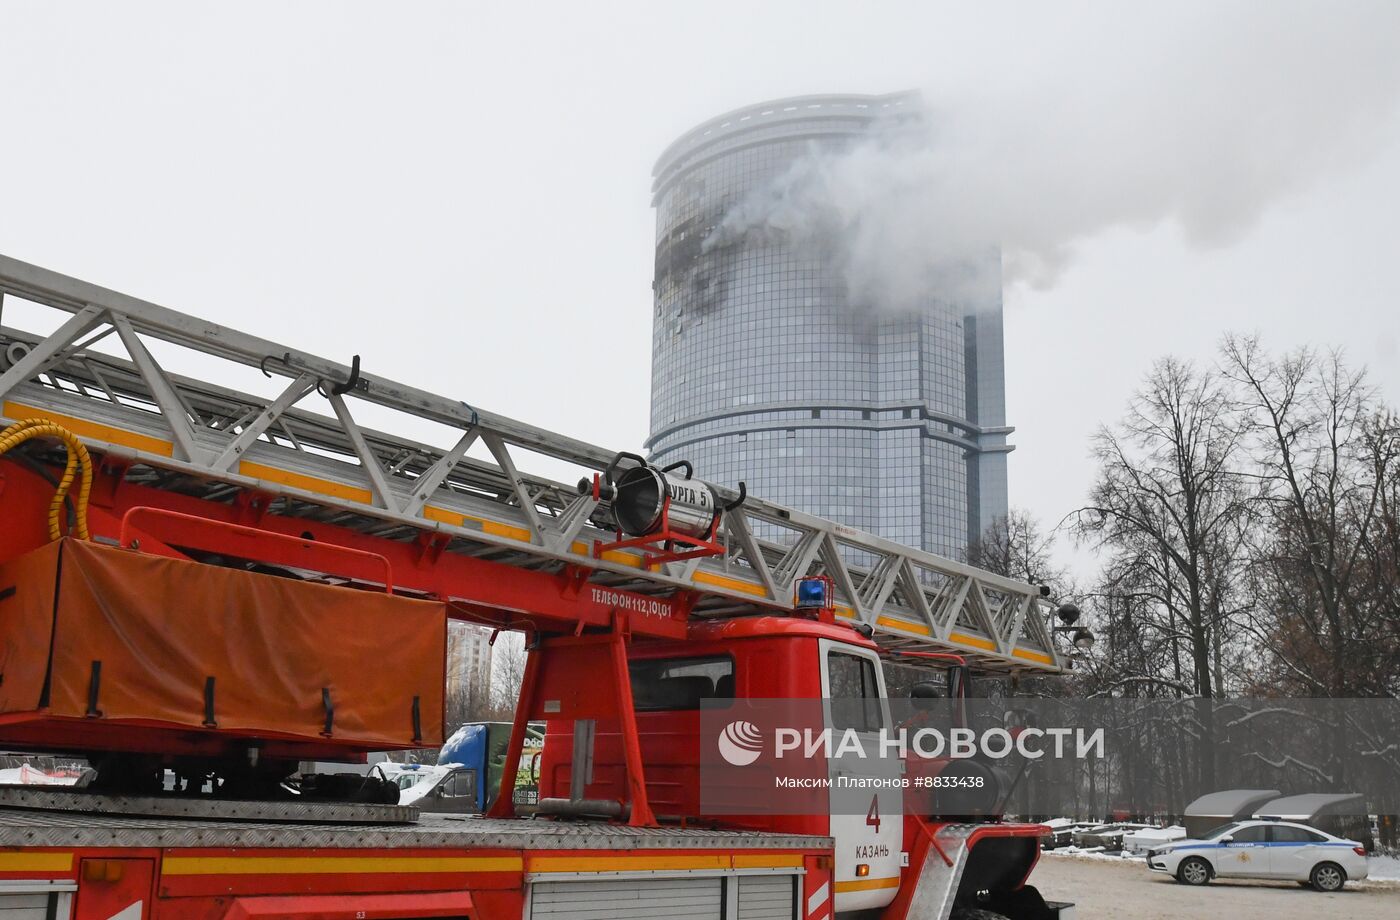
xmin=0 ymin=255 xmax=1075 ymax=920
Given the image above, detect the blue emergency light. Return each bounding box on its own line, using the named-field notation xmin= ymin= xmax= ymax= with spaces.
xmin=795 ymin=576 xmax=831 ymax=610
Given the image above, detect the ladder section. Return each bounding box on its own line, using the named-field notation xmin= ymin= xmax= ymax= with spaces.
xmin=0 ymin=254 xmax=1062 ymax=673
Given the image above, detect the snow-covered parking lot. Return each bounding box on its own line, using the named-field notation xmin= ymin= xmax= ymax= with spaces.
xmin=1030 ymin=850 xmax=1400 ymax=919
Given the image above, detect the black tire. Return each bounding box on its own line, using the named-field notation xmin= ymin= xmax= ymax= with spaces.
xmin=950 ymin=911 xmax=1011 ymax=920
xmin=1177 ymin=856 xmax=1212 ymax=886
xmin=1310 ymin=861 xmax=1346 ymax=892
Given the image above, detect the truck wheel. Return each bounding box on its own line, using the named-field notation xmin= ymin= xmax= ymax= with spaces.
xmin=1310 ymin=862 xmax=1346 ymax=891
xmin=950 ymin=911 xmax=1010 ymax=920
xmin=1177 ymin=857 xmax=1211 ymax=886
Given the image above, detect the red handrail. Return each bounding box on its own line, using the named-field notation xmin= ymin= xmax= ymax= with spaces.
xmin=118 ymin=506 xmax=395 ymax=593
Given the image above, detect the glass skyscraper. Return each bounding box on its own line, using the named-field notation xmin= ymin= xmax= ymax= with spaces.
xmin=647 ymin=93 xmax=1011 ymax=559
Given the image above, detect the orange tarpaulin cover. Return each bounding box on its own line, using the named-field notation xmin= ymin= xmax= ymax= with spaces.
xmin=0 ymin=539 xmax=446 ymax=749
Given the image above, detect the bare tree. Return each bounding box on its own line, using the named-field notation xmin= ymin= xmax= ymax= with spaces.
xmin=487 ymin=635 xmax=529 ymax=722
xmin=966 ymin=509 xmax=1069 ymax=598
xmin=1043 ymin=338 xmax=1398 ymax=823
xmin=443 ymin=622 xmax=496 ymax=731
xmin=1074 ymin=356 xmax=1253 ymax=701
xmin=1221 ymin=336 xmax=1400 ymax=697
xmin=960 ymin=510 xmax=1077 ymax=701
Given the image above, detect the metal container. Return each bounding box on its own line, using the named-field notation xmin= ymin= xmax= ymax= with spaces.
xmin=612 ymin=464 xmax=720 ymax=540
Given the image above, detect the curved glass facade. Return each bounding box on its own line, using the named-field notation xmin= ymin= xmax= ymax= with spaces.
xmin=647 ymin=94 xmax=1011 ymax=559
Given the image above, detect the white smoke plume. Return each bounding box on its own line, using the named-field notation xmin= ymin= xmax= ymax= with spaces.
xmin=707 ymin=2 xmax=1400 ymax=311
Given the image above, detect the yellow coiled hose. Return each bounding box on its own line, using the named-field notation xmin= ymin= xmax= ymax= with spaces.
xmin=0 ymin=419 xmax=93 ymax=540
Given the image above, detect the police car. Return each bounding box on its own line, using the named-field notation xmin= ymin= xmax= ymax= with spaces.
xmin=1147 ymin=819 xmax=1369 ymax=890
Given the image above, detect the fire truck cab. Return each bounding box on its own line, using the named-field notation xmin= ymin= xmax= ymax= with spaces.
xmin=535 ymin=616 xmax=1055 ymax=917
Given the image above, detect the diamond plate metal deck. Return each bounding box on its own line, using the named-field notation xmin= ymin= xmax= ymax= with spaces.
xmin=0 ymin=806 xmax=831 ymax=852
xmin=0 ymin=786 xmax=417 ymax=825
xmin=907 ymin=824 xmax=979 ymax=919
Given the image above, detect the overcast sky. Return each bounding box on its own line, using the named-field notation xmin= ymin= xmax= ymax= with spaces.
xmin=2 ymin=2 xmax=1397 ymax=575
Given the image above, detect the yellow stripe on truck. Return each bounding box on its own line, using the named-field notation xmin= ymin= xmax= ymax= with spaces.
xmin=834 ymin=876 xmax=901 ymax=893
xmin=237 ymin=460 xmax=374 ymax=505
xmin=3 ymin=401 xmax=173 ymax=457
xmin=528 ymin=853 xmax=802 ymax=874
xmin=876 ymin=615 xmax=932 ymax=636
xmin=529 ymin=855 xmax=729 ymax=873
xmin=228 ymin=467 xmax=537 ymax=547
xmin=693 ymin=570 xmax=768 ymax=596
xmin=161 ymin=855 xmax=522 ymax=876
xmin=0 ymin=852 xmax=74 ymax=873
xmin=732 ymin=854 xmax=804 ymax=869
xmin=949 ymin=632 xmax=996 ymax=651
xmin=570 ymin=540 xmax=642 ymax=567
xmin=425 ymin=505 xmax=534 ymax=543
xmin=871 ymin=623 xmax=1054 ymax=665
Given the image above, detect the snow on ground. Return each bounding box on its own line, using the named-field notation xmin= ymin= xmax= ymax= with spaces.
xmin=1124 ymin=825 xmax=1187 ymax=855
xmin=1044 ymin=846 xmax=1142 ymax=863
xmin=1368 ymin=855 xmax=1400 ymax=882
xmin=0 ymin=765 xmax=77 ymax=785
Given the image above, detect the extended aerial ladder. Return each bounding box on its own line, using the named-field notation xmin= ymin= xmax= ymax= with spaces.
xmin=0 ymin=253 xmax=1063 ymax=674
